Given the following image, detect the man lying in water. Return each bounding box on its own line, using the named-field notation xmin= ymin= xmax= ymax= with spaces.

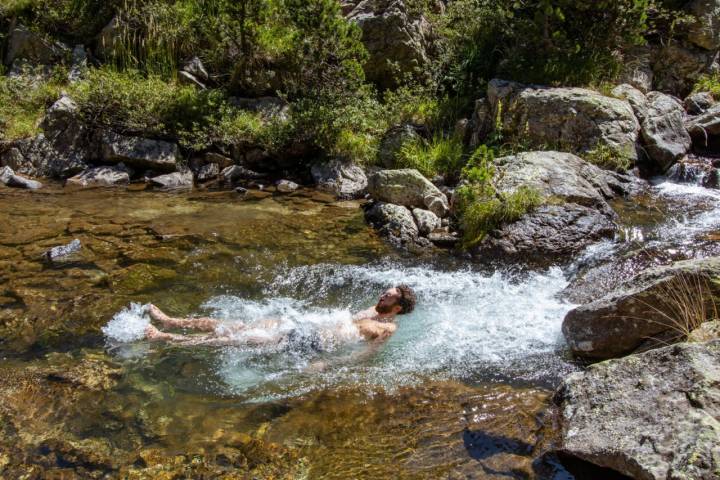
xmin=144 ymin=285 xmax=417 ymax=349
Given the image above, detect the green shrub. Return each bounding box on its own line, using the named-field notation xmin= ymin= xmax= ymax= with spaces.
xmin=694 ymin=73 xmax=720 ymax=99
xmin=0 ymin=67 xmax=64 ymax=141
xmin=455 ymin=145 xmax=542 ymax=247
xmin=396 ymin=134 xmax=465 ymax=179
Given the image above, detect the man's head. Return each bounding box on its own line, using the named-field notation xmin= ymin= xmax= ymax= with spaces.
xmin=375 ymin=284 xmax=417 ymax=315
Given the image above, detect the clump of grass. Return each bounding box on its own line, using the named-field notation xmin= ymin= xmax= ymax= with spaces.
xmin=454 ymin=145 xmax=542 ymax=247
xmin=584 ymin=143 xmax=633 ymax=172
xmin=693 ymin=73 xmax=720 ymax=99
xmin=396 ymin=134 xmax=465 ymax=179
xmin=641 ymin=271 xmax=720 ymax=342
xmin=0 ymin=66 xmax=65 ymax=141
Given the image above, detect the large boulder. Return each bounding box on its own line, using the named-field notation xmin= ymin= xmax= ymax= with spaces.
xmin=687 ymin=0 xmax=720 ymax=51
xmin=563 ymin=256 xmax=720 ymax=359
xmin=347 ymin=0 xmax=432 ymax=89
xmin=484 ymin=79 xmax=640 ymax=161
xmin=101 ymin=132 xmax=179 ymax=172
xmin=555 ymin=340 xmax=720 ymax=480
xmin=311 ymin=159 xmax=368 ymax=199
xmin=640 ymin=92 xmax=692 ymax=171
xmin=474 ymin=151 xmax=641 ymax=259
xmin=368 ymin=168 xmax=449 ymax=217
xmin=364 ymin=202 xmax=420 ymax=247
xmin=149 ymin=170 xmax=193 ymax=190
xmin=611 ymin=84 xmax=649 ymax=122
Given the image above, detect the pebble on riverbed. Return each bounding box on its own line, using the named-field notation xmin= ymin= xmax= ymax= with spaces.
xmin=43 ymin=239 xmax=82 ymax=263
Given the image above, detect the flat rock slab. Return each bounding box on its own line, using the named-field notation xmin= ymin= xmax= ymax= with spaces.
xmin=555 ymin=340 xmax=720 ymax=480
xmin=101 ymin=132 xmax=178 ymax=172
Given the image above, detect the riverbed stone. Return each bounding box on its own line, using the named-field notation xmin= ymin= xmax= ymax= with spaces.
xmin=0 ymin=166 xmax=42 ymax=190
xmin=563 ymin=256 xmax=720 ymax=359
xmin=555 ymin=340 xmax=720 ymax=480
xmin=640 ymin=92 xmax=692 ymax=171
xmin=101 ymin=132 xmax=179 ymax=172
xmin=365 ymin=202 xmax=419 ymax=247
xmin=368 ymin=169 xmax=449 ymax=217
xmin=43 ymin=239 xmax=82 ymax=263
xmin=684 ymin=91 xmax=716 ymax=115
xmin=687 ymin=103 xmax=720 ymax=149
xmin=221 ymin=165 xmax=266 ymax=184
xmin=311 ymin=159 xmax=368 ymax=199
xmin=149 ymin=170 xmax=193 ymax=190
xmin=485 ymin=79 xmax=640 ymax=161
xmin=412 ymin=208 xmax=440 ymax=236
xmin=66 ymin=166 xmax=130 ymax=188
xmin=195 ymin=162 xmax=219 ymax=182
xmin=276 ymin=179 xmax=299 ymax=193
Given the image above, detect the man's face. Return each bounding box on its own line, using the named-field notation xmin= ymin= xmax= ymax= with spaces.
xmin=376 ymin=287 xmax=401 ymax=314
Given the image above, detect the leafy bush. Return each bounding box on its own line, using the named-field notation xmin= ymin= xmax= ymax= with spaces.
xmin=454 ymin=145 xmax=542 ymax=247
xmin=70 ymin=67 xmax=287 ymax=151
xmin=0 ymin=67 xmax=64 ymax=140
xmin=694 ymin=73 xmax=720 ymax=99
xmin=396 ymin=134 xmax=465 ymax=179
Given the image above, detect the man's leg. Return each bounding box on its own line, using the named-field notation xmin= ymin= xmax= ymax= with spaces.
xmin=148 ymin=304 xmax=225 ymax=332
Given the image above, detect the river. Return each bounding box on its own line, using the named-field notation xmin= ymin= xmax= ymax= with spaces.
xmin=0 ymin=178 xmax=718 ymax=478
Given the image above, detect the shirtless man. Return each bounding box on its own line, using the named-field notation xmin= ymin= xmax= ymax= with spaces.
xmin=144 ymin=285 xmax=417 ymax=348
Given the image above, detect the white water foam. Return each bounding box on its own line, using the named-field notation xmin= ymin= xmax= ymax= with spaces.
xmin=102 ymin=302 xmax=150 ymax=342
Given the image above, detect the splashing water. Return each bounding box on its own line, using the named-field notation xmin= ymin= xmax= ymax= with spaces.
xmin=102 ymin=303 xmax=150 ymax=342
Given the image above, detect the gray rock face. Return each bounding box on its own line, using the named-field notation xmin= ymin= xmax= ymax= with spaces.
xmin=563 ymin=256 xmax=720 ymax=359
xmin=348 ymin=0 xmax=432 ymax=89
xmin=687 ymin=0 xmax=720 ymax=51
xmin=311 ymin=160 xmax=368 ymax=199
xmin=495 ymin=151 xmax=637 ymax=210
xmin=0 ymin=166 xmax=42 ymax=190
xmin=611 ymin=84 xmax=648 ymax=122
xmin=66 ymin=166 xmax=130 ymax=188
xmin=377 ymin=124 xmax=425 ymax=168
xmin=365 ymin=202 xmax=419 ymax=247
xmin=101 ymin=132 xmax=178 ymax=172
xmin=43 ymin=239 xmax=82 ymax=263
xmin=220 ymin=165 xmax=265 ymax=183
xmin=149 ymin=171 xmax=193 ymax=190
xmin=687 ymin=103 xmax=720 ymax=148
xmin=368 ymin=169 xmax=449 ymax=217
xmin=619 ymin=47 xmax=654 ymax=93
xmin=486 ymin=79 xmax=640 ymax=161
xmin=4 ymin=25 xmax=65 ymax=66
xmin=555 ymin=340 xmax=720 ymax=480
xmin=652 ymin=44 xmax=719 ymax=96
xmin=480 ymin=204 xmax=617 ymax=258
xmin=684 ymin=91 xmax=716 ymax=115
xmin=412 ymin=208 xmax=440 ymax=236
xmin=640 ymin=92 xmax=692 ymax=171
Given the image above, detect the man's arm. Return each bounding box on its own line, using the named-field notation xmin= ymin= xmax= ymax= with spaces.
xmin=356 ymin=319 xmax=397 ymax=341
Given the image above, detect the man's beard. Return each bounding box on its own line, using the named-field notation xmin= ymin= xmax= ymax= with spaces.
xmin=375 ymin=302 xmax=394 ymax=314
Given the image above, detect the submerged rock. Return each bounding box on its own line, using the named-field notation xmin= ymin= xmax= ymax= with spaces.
xmin=101 ymin=132 xmax=179 ymax=172
xmin=640 ymin=92 xmax=692 ymax=171
xmin=555 ymin=340 xmax=720 ymax=480
xmin=311 ymin=159 xmax=368 ymax=199
xmin=563 ymin=256 xmax=720 ymax=359
xmin=368 ymin=169 xmax=449 ymax=217
xmin=43 ymin=239 xmax=82 ymax=263
xmin=484 ymin=79 xmax=640 ymax=161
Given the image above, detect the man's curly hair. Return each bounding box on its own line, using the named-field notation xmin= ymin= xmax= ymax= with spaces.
xmin=395 ymin=284 xmax=417 ymax=314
